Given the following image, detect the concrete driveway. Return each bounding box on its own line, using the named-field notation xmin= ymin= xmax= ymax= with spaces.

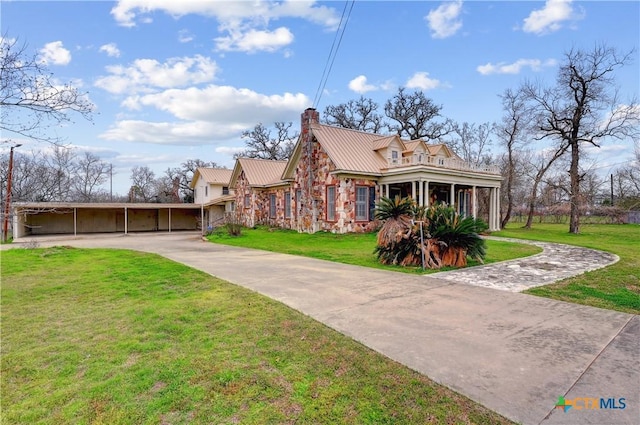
xmin=5 ymin=232 xmax=639 ymax=425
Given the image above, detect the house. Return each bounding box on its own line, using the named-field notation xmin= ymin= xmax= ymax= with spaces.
xmin=189 ymin=167 xmax=235 ymax=229
xmin=229 ymin=108 xmax=502 ymax=233
xmin=229 ymin=158 xmax=289 ymax=228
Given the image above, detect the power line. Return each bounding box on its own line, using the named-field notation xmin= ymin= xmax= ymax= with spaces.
xmin=312 ymin=0 xmax=355 ymax=109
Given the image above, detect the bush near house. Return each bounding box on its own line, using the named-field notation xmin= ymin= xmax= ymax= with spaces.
xmin=374 ymin=197 xmax=487 ymax=269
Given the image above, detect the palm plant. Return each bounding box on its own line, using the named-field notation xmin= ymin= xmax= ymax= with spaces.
xmin=374 ymin=197 xmax=488 ymax=269
xmin=373 ymin=196 xmax=415 ymax=265
xmin=420 ymin=204 xmax=487 ymax=267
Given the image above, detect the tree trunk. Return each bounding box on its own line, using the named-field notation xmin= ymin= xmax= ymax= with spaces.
xmin=569 ymin=142 xmax=581 ymax=234
xmin=501 ymin=150 xmax=514 ymax=229
xmin=524 ymin=174 xmax=541 ymax=229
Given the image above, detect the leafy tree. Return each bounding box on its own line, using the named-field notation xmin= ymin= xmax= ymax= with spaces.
xmin=0 ymin=35 xmax=94 ymax=144
xmin=384 ymin=87 xmax=450 ymax=141
xmin=521 ymin=44 xmax=640 ymax=233
xmin=323 ymin=96 xmax=384 ymax=133
xmin=235 ymin=122 xmax=297 ymax=160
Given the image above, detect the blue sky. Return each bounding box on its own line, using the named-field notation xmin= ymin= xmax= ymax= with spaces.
xmin=2 ymin=0 xmax=639 ymax=195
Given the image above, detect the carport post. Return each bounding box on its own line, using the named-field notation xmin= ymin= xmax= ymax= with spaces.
xmin=200 ymin=204 xmax=204 ymax=237
xmin=73 ymin=208 xmax=77 ymax=236
xmin=168 ymin=208 xmax=172 ymax=233
xmin=124 ymin=207 xmax=128 ymax=234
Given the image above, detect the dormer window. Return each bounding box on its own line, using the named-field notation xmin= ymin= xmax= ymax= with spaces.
xmin=391 ymin=150 xmax=399 ymax=164
xmin=222 ymin=186 xmax=229 ymax=195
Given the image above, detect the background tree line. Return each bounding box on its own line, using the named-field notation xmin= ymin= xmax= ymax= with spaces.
xmin=2 ymin=33 xmax=639 ymax=232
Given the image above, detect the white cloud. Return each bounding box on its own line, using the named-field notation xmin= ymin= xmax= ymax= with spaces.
xmin=111 ymin=0 xmax=339 ymax=28
xmin=110 ymin=0 xmax=338 ymax=54
xmin=425 ymin=0 xmax=463 ymax=39
xmin=39 ymin=41 xmax=71 ymax=65
xmin=178 ymin=29 xmax=194 ymax=43
xmin=95 ymin=55 xmax=218 ymax=94
xmin=215 ymin=146 xmax=245 ymax=156
xmin=348 ymin=75 xmax=378 ymax=94
xmin=100 ymin=85 xmax=309 ymax=145
xmin=99 ymin=43 xmax=121 ymax=57
xmin=477 ymin=58 xmax=557 ymax=75
xmin=522 ymin=0 xmax=578 ymax=35
xmin=406 ymin=72 xmax=442 ymax=90
xmin=215 ymin=27 xmax=294 ymax=53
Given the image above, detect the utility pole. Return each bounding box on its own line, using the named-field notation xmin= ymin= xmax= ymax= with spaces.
xmin=3 ymin=143 xmax=22 ymax=242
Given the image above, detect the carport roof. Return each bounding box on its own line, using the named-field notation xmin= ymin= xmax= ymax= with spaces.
xmin=14 ymin=202 xmax=201 ymax=209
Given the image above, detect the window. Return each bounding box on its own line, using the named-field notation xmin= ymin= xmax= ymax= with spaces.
xmin=326 ymin=186 xmax=336 ymax=221
xmin=205 ymin=185 xmax=208 ymax=197
xmin=244 ymin=194 xmax=250 ymax=208
xmin=270 ymin=194 xmax=276 ymax=218
xmin=356 ymin=186 xmax=368 ymax=221
xmin=285 ymin=192 xmax=291 ymax=219
xmin=222 ymin=186 xmax=229 ymax=195
xmin=391 ymin=150 xmax=399 ymax=164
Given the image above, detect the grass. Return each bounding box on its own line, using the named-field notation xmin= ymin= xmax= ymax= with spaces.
xmin=207 ymin=226 xmax=541 ymax=274
xmin=0 ymin=247 xmax=513 ymax=424
xmin=495 ymin=223 xmax=640 ymax=314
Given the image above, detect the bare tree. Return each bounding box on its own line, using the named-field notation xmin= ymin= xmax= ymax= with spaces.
xmin=521 ymin=44 xmax=640 ymax=233
xmin=235 ymin=122 xmax=298 ymax=160
xmin=45 ymin=145 xmax=76 ymax=201
xmin=447 ymin=121 xmax=495 ymax=165
xmin=497 ymin=88 xmax=528 ymax=228
xmin=384 ymin=87 xmax=450 ymax=141
xmin=129 ymin=166 xmax=157 ymax=202
xmin=0 ymin=35 xmax=94 ymax=144
xmin=165 ymin=158 xmax=221 ymax=203
xmin=72 ymin=152 xmax=110 ymax=202
xmin=522 ymin=146 xmax=569 ymax=228
xmin=323 ymin=97 xmax=384 ymax=133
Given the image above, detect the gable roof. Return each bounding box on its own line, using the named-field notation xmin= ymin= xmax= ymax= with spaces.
xmin=230 ymin=158 xmax=289 ymax=188
xmin=427 ymin=143 xmax=463 ymax=160
xmin=189 ymin=167 xmax=232 ymax=189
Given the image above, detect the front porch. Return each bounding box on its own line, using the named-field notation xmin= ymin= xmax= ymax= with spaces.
xmin=380 ymin=177 xmax=501 ymax=231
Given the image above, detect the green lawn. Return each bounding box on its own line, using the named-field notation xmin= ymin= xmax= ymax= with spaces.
xmin=207 ymin=226 xmax=541 ymax=274
xmin=495 ymin=223 xmax=640 ymax=314
xmin=0 ymin=247 xmax=512 ymax=424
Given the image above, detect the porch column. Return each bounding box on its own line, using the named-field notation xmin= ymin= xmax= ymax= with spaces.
xmin=489 ymin=187 xmax=499 ymax=231
xmin=384 ymin=184 xmax=389 ymax=198
xmin=450 ymin=184 xmax=455 ymax=208
xmin=496 ymin=187 xmax=501 ymax=230
xmin=472 ymin=186 xmax=477 ymax=218
xmin=425 ymin=181 xmax=430 ymax=207
xmin=418 ymin=181 xmax=424 ymax=206
xmin=411 ymin=181 xmax=416 ymax=201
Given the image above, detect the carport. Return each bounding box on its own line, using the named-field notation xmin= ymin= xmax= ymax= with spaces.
xmin=11 ymin=202 xmax=204 ymax=238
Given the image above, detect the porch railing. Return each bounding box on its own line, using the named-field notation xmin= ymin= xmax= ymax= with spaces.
xmin=388 ymin=154 xmax=500 ymax=175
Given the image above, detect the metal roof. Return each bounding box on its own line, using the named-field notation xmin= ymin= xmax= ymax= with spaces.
xmin=189 ymin=167 xmax=232 ymax=188
xmin=232 ymin=158 xmax=289 ymax=187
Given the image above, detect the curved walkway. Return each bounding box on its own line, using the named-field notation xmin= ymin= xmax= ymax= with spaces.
xmin=429 ymin=236 xmax=620 ymax=292
xmin=2 ymin=233 xmax=638 ymax=425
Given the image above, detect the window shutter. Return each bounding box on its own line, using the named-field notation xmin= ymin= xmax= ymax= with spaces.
xmin=368 ymin=186 xmax=376 ymax=221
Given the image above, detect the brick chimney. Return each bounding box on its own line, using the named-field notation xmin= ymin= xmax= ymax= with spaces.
xmin=301 ymin=108 xmax=320 ymax=136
